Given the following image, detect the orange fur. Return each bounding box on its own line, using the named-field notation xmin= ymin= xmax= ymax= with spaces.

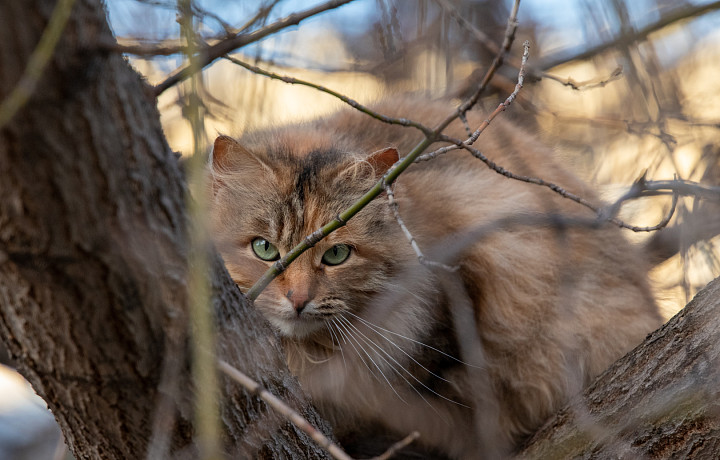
xmin=207 ymin=99 xmax=662 ymax=458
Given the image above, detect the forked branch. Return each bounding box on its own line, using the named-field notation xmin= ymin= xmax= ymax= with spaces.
xmin=153 ymin=0 xmax=358 ymax=96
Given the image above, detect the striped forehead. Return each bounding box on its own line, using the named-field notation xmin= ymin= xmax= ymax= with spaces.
xmin=268 ymin=147 xmax=348 ymax=248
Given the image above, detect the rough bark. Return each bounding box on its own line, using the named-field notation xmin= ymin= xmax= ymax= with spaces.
xmin=516 ymin=276 xmax=720 ymax=459
xmin=0 ymin=1 xmax=332 ymax=459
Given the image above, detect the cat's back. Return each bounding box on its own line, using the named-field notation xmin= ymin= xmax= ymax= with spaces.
xmin=317 ymin=97 xmax=662 ymax=441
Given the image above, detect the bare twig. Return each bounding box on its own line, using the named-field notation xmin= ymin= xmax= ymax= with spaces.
xmin=413 ymin=143 xmax=463 ymax=162
xmin=463 ymin=39 xmax=529 ymax=144
xmin=447 ymin=0 xmax=521 ymax=125
xmin=223 ymin=55 xmax=433 ymax=136
xmin=639 ymin=179 xmax=720 ymax=202
xmin=218 ymin=360 xmax=354 ymax=460
xmin=416 ymin=40 xmax=530 ymax=162
xmin=538 ymin=0 xmax=720 ymax=70
xmin=443 ymin=135 xmax=705 ymax=233
xmin=369 ymin=431 xmax=421 ymax=460
xmin=154 ymin=0 xmax=358 ymax=96
xmin=384 ymin=184 xmax=459 ymax=272
xmin=542 ymin=66 xmax=624 ymax=91
xmin=111 ymin=38 xmax=188 ymax=56
xmin=0 ymin=0 xmax=76 ymax=129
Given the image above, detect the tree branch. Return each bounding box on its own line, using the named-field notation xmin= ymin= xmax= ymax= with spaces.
xmin=516 ymin=276 xmax=720 ymax=458
xmin=219 ymin=360 xmax=352 ymax=460
xmin=153 ymin=0 xmax=358 ymax=96
xmin=538 ymin=0 xmax=720 ymax=70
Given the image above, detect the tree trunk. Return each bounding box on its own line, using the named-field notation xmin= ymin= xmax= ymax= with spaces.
xmin=0 ymin=1 xmax=332 ymax=458
xmin=517 ymin=276 xmax=720 ymax=459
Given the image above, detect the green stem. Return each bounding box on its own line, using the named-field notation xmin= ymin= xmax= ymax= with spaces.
xmin=246 ymin=136 xmax=434 ymax=300
xmin=179 ymin=1 xmax=221 ymax=458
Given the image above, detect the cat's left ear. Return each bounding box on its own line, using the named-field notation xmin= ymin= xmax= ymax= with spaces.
xmin=211 ymin=135 xmax=272 ymax=174
xmin=212 ymin=135 xmax=246 ymax=171
xmin=367 ymin=147 xmax=399 ymax=177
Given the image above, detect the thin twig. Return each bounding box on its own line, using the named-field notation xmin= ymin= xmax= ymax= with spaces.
xmin=0 ymin=0 xmax=76 ymax=129
xmin=416 ymin=39 xmax=530 ymax=162
xmin=538 ymin=0 xmax=720 ymax=70
xmin=154 ymin=0 xmax=358 ymax=96
xmin=369 ymin=431 xmax=421 ymax=460
xmin=442 ymin=135 xmax=702 ymax=232
xmin=447 ymin=0 xmax=521 ymax=126
xmin=218 ymin=360 xmax=353 ymax=460
xmin=110 ymin=38 xmax=188 ymax=56
xmin=542 ymin=66 xmax=624 ymax=91
xmin=384 ymin=184 xmax=459 ymax=272
xmin=223 ymin=55 xmax=433 ymax=136
xmin=463 ymin=39 xmax=529 ymax=146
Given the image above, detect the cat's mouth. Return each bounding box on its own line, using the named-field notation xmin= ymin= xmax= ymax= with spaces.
xmin=257 ymin=298 xmax=328 ymax=339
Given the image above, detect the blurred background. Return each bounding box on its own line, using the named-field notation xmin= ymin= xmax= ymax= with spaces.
xmin=3 ymin=0 xmax=720 ymax=457
xmin=108 ymin=0 xmax=720 ymax=316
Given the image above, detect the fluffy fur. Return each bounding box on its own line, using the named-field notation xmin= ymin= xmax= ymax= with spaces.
xmin=207 ymin=99 xmax=662 ymax=458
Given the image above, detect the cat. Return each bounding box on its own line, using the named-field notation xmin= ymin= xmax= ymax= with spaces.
xmin=206 ymin=98 xmax=663 ymax=459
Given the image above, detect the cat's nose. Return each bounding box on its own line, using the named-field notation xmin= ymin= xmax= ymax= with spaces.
xmin=287 ymin=289 xmax=310 ymax=313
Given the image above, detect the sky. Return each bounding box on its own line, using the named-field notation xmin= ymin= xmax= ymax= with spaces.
xmin=105 ymin=0 xmax=720 ymax=48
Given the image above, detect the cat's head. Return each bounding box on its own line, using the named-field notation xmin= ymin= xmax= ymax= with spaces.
xmin=207 ymin=132 xmax=405 ymax=339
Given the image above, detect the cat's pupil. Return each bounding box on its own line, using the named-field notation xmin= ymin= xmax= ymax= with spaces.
xmin=322 ymin=244 xmax=350 ymax=266
xmin=251 ymin=237 xmax=279 ymax=261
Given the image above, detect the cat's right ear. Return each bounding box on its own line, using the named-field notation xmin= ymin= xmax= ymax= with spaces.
xmin=368 ymin=147 xmax=400 ymax=177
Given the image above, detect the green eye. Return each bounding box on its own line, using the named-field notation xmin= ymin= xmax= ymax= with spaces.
xmin=251 ymin=238 xmax=280 ymax=261
xmin=321 ymin=244 xmax=351 ymax=266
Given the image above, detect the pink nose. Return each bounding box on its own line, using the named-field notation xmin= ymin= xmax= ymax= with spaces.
xmin=287 ymin=290 xmax=310 ymax=313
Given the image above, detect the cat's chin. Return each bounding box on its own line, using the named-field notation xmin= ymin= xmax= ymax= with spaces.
xmin=267 ymin=315 xmax=325 ymax=339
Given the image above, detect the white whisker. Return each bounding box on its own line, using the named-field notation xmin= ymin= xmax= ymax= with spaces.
xmin=339 ymin=316 xmax=470 ymax=409
xmin=332 ymin=320 xmax=379 ymax=382
xmin=326 ymin=319 xmax=347 ymax=373
xmin=344 ymin=314 xmax=453 ymax=385
xmin=346 ymin=311 xmax=484 ymax=369
xmin=335 ymin=319 xmax=409 ymax=405
xmin=337 ymin=316 xmax=447 ymax=419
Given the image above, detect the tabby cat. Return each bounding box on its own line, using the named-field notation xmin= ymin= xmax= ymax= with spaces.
xmin=207 ymin=98 xmax=662 ymax=458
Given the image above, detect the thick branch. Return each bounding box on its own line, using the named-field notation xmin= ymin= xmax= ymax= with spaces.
xmin=517 ymin=276 xmax=720 ymax=458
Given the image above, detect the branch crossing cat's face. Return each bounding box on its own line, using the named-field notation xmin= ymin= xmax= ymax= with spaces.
xmin=209 ymin=133 xmax=403 ymax=339
xmin=207 ymin=100 xmax=663 ymax=459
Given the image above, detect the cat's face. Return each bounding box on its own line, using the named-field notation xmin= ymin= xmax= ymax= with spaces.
xmin=208 ymin=134 xmax=403 ymax=339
